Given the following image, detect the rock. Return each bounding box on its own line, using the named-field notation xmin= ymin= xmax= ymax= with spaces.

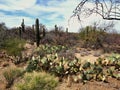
xmin=24 ymin=43 xmax=32 ymax=49
xmin=93 ymin=50 xmax=103 ymax=57
xmin=2 ymin=62 xmax=9 ymax=67
xmin=67 ymin=75 xmax=73 ymax=87
xmin=74 ymin=53 xmax=81 ymax=59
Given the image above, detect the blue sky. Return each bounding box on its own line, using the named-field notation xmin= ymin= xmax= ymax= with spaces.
xmin=0 ymin=0 xmax=120 ymax=32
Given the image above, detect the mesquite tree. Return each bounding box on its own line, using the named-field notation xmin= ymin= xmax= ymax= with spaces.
xmin=72 ymin=0 xmax=120 ymax=20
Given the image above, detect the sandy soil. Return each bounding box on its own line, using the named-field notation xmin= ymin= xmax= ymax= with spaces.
xmin=0 ymin=43 xmax=120 ymax=90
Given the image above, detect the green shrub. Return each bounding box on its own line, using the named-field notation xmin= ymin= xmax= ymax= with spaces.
xmin=14 ymin=71 xmax=59 ymax=90
xmin=3 ymin=67 xmax=23 ymax=88
xmin=79 ymin=26 xmax=106 ymax=49
xmin=2 ymin=38 xmax=25 ymax=56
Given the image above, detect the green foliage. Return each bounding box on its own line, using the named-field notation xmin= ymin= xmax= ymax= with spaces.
xmin=26 ymin=43 xmax=120 ymax=84
xmin=0 ymin=23 xmax=8 ymax=48
xmin=15 ymin=71 xmax=58 ymax=90
xmin=3 ymin=67 xmax=23 ymax=88
xmin=36 ymin=18 xmax=40 ymax=47
xmin=26 ymin=58 xmax=40 ymax=72
xmin=79 ymin=26 xmax=106 ymax=48
xmin=34 ymin=44 xmax=66 ymax=57
xmin=2 ymin=38 xmax=25 ymax=56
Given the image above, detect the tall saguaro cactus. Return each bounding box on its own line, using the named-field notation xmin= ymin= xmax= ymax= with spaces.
xmin=43 ymin=27 xmax=46 ymax=37
xmin=86 ymin=26 xmax=89 ymax=37
xmin=32 ymin=25 xmax=34 ymax=32
xmin=55 ymin=24 xmax=58 ymax=36
xmin=21 ymin=19 xmax=25 ymax=32
xmin=36 ymin=18 xmax=40 ymax=47
xmin=66 ymin=28 xmax=68 ymax=33
xmin=19 ymin=27 xmax=22 ymax=39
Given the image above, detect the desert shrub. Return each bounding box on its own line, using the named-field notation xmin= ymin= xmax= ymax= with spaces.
xmin=26 ymin=59 xmax=39 ymax=72
xmin=3 ymin=67 xmax=23 ymax=88
xmin=14 ymin=71 xmax=58 ymax=90
xmin=0 ymin=23 xmax=7 ymax=48
xmin=34 ymin=44 xmax=66 ymax=57
xmin=42 ymin=30 xmax=79 ymax=46
xmin=2 ymin=38 xmax=26 ymax=56
xmin=79 ymin=26 xmax=106 ymax=49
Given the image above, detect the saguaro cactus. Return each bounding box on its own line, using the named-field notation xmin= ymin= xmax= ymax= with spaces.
xmin=43 ymin=27 xmax=46 ymax=37
xmin=86 ymin=26 xmax=89 ymax=37
xmin=66 ymin=28 xmax=68 ymax=33
xmin=19 ymin=27 xmax=22 ymax=39
xmin=21 ymin=19 xmax=25 ymax=32
xmin=55 ymin=24 xmax=58 ymax=36
xmin=32 ymin=25 xmax=34 ymax=32
xmin=35 ymin=18 xmax=40 ymax=47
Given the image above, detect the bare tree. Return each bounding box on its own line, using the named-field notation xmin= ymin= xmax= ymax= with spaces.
xmin=72 ymin=0 xmax=120 ymax=20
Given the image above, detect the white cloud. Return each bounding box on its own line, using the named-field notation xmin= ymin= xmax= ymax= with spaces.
xmin=0 ymin=0 xmax=120 ymax=32
xmin=22 ymin=0 xmax=80 ymax=32
xmin=0 ymin=12 xmax=34 ymax=28
xmin=0 ymin=0 xmax=36 ymax=10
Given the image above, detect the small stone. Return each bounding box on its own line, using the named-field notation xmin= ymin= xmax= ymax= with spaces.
xmin=94 ymin=50 xmax=104 ymax=57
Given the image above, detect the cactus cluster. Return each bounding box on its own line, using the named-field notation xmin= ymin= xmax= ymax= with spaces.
xmin=26 ymin=44 xmax=120 ymax=84
xmin=79 ymin=26 xmax=105 ymax=48
xmin=18 ymin=18 xmax=46 ymax=46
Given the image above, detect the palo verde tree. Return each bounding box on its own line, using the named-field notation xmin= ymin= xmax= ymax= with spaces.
xmin=71 ymin=0 xmax=120 ymax=20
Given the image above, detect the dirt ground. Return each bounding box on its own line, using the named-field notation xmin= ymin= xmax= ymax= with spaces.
xmin=0 ymin=43 xmax=120 ymax=90
xmin=56 ymin=77 xmax=120 ymax=90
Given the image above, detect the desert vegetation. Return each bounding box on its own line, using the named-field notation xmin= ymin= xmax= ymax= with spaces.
xmin=0 ymin=18 xmax=120 ymax=90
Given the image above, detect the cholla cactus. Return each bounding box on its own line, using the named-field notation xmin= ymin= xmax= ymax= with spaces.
xmin=21 ymin=19 xmax=25 ymax=32
xmin=35 ymin=18 xmax=40 ymax=47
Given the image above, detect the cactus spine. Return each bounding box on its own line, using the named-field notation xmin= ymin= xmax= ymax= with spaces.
xmin=35 ymin=18 xmax=40 ymax=47
xmin=21 ymin=19 xmax=25 ymax=32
